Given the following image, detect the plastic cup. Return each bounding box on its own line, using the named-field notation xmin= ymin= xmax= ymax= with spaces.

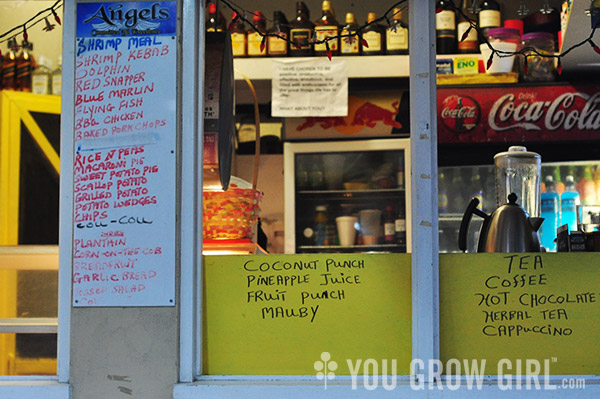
xmin=359 ymin=209 xmax=382 ymax=244
xmin=336 ymin=216 xmax=358 ymax=246
xmin=480 ymin=42 xmax=517 ymax=73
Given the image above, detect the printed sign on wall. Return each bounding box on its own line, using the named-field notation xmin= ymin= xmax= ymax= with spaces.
xmin=72 ymin=1 xmax=177 ymax=307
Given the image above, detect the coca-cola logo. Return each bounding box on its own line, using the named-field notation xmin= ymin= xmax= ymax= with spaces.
xmin=489 ymin=92 xmax=600 ymax=132
xmin=440 ymin=95 xmax=481 ymax=133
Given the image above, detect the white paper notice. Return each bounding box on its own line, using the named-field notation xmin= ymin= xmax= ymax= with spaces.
xmin=271 ymin=58 xmax=348 ymax=117
xmin=73 ymin=1 xmax=177 ymax=307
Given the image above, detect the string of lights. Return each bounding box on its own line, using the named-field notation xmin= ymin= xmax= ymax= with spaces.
xmin=0 ymin=0 xmax=63 ymax=49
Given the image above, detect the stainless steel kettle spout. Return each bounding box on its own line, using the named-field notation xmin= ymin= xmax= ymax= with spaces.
xmin=529 ymin=217 xmax=544 ymax=232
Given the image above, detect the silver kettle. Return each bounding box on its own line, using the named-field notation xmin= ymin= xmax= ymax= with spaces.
xmin=459 ymin=193 xmax=544 ymax=253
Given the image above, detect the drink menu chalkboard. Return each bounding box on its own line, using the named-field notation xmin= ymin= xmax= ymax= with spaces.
xmin=441 ymin=253 xmax=600 ymax=374
xmin=72 ymin=1 xmax=177 ymax=307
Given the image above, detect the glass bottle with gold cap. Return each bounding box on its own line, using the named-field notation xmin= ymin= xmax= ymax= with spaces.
xmin=386 ymin=8 xmax=409 ymax=55
xmin=361 ymin=12 xmax=385 ymax=55
xmin=340 ymin=13 xmax=360 ymax=55
xmin=314 ymin=0 xmax=340 ymax=56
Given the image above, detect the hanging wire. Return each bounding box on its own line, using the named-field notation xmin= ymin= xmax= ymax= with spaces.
xmin=0 ymin=0 xmax=63 ymax=46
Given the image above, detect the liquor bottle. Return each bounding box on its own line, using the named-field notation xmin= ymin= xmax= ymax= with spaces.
xmin=267 ymin=11 xmax=289 ymax=57
xmin=289 ymin=1 xmax=314 ymax=56
xmin=394 ymin=207 xmax=407 ymax=246
xmin=2 ymin=39 xmax=19 ymax=90
xmin=247 ymin=12 xmax=267 ymax=57
xmin=560 ymin=175 xmax=580 ymax=232
xmin=436 ymin=0 xmax=457 ymax=54
xmin=229 ymin=12 xmax=247 ymax=58
xmin=384 ymin=205 xmax=396 ymax=243
xmin=16 ymin=41 xmax=35 ymax=92
xmin=540 ymin=175 xmax=560 ymax=251
xmin=314 ymin=0 xmax=340 ymax=56
xmin=478 ymin=0 xmax=501 ymax=42
xmin=361 ymin=12 xmax=385 ymax=55
xmin=31 ymin=56 xmax=52 ymax=95
xmin=340 ymin=13 xmax=360 ymax=55
xmin=396 ymin=155 xmax=405 ymax=189
xmin=51 ymin=56 xmax=62 ymax=95
xmin=386 ymin=8 xmax=409 ymax=55
xmin=457 ymin=0 xmax=478 ymax=53
xmin=206 ymin=2 xmax=224 ymax=32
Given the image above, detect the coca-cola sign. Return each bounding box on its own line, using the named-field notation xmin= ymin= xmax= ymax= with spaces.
xmin=438 ymin=84 xmax=600 ymax=143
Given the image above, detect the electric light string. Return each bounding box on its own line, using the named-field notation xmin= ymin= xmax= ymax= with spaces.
xmin=0 ymin=0 xmax=63 ymax=49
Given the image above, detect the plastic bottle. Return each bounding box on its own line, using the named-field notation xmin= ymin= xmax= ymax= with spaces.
xmin=314 ymin=205 xmax=328 ymax=246
xmin=540 ymin=175 xmax=559 ymax=251
xmin=560 ymin=175 xmax=580 ymax=232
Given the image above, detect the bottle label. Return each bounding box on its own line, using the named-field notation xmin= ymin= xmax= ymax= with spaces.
xmin=52 ymin=74 xmax=62 ymax=95
xmin=363 ymin=31 xmax=381 ymax=51
xmin=314 ymin=26 xmax=339 ymax=51
xmin=436 ymin=10 xmax=455 ymax=30
xmin=541 ymin=197 xmax=558 ymax=212
xmin=340 ymin=29 xmax=359 ymax=54
xmin=479 ymin=10 xmax=500 ymax=28
xmin=457 ymin=21 xmax=478 ymax=50
xmin=231 ymin=33 xmax=246 ymax=56
xmin=386 ymin=27 xmax=408 ymax=50
xmin=384 ymin=222 xmax=395 ymax=238
xmin=32 ymin=74 xmax=49 ymax=95
xmin=268 ymin=32 xmax=288 ymax=55
xmin=395 ymin=219 xmax=406 ymax=232
xmin=247 ymin=32 xmax=266 ymax=56
xmin=290 ymin=28 xmax=312 ymax=51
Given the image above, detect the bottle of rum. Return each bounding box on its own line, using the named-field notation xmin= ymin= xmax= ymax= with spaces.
xmin=361 ymin=12 xmax=385 ymax=55
xmin=457 ymin=0 xmax=478 ymax=53
xmin=267 ymin=11 xmax=289 ymax=57
xmin=314 ymin=0 xmax=340 ymax=57
xmin=386 ymin=8 xmax=409 ymax=55
xmin=16 ymin=41 xmax=35 ymax=92
xmin=2 ymin=39 xmax=18 ymax=90
xmin=340 ymin=13 xmax=360 ymax=55
xmin=436 ymin=0 xmax=457 ymax=54
xmin=247 ymin=11 xmax=267 ymax=57
xmin=229 ymin=12 xmax=247 ymax=58
xmin=289 ymin=1 xmax=314 ymax=56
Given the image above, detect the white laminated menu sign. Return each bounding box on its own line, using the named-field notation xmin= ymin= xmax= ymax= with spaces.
xmin=73 ymin=1 xmax=177 ymax=307
xmin=271 ymin=58 xmax=348 ymax=117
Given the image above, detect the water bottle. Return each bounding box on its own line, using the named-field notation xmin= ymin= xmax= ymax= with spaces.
xmin=540 ymin=175 xmax=559 ymax=251
xmin=560 ymin=175 xmax=580 ymax=232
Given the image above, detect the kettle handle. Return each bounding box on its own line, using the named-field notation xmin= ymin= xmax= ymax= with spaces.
xmin=458 ymin=197 xmax=488 ymax=252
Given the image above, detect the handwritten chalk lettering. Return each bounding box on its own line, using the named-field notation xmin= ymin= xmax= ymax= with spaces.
xmin=247 ymin=273 xmax=310 ymax=288
xmin=76 ymin=78 xmax=102 ymax=92
xmin=77 ymin=52 xmax=123 ymax=68
xmin=74 ymin=249 xmax=100 ymax=258
xmin=247 ymin=289 xmax=287 ymax=303
xmin=116 ymin=215 xmax=153 ymax=225
xmin=119 ymin=97 xmax=144 ymax=110
xmin=108 ymin=83 xmax=155 ymax=98
xmin=77 ymin=38 xmax=123 ymax=57
xmin=261 ymin=305 xmax=319 ymax=323
xmin=483 ymin=310 xmax=532 ymax=323
xmin=325 ymin=258 xmax=365 ymax=272
xmin=143 ymin=165 xmax=158 ymax=175
xmin=102 ymin=248 xmax=140 ymax=257
xmin=300 ymin=289 xmax=345 ymax=305
xmin=74 ymin=258 xmax=137 ymax=271
xmin=484 ymin=274 xmax=547 ymax=289
xmin=103 ymin=72 xmax=145 ymax=87
xmin=74 ymin=237 xmax=126 ymax=249
xmin=76 ymin=63 xmax=130 ymax=80
xmin=243 ymin=259 xmax=319 ymax=272
xmin=475 ymin=292 xmax=510 ymax=307
xmin=127 ymin=45 xmax=170 ymax=61
xmin=540 ymin=308 xmax=568 ymax=320
xmin=73 ymin=271 xmax=120 ymax=283
xmin=112 ymin=124 xmax=134 ymax=134
xmin=135 ymin=119 xmax=166 ymax=130
xmin=116 ymin=176 xmax=148 ymax=189
xmin=121 ymin=270 xmax=157 ymax=281
xmin=319 ymin=272 xmax=361 ymax=286
xmin=483 ymin=324 xmax=572 ymax=337
xmin=103 ymin=111 xmax=144 ymax=124
xmin=75 ymin=180 xmax=113 ymax=192
xmin=76 ymin=91 xmax=104 ymax=105
xmin=76 ymin=220 xmax=109 ymax=229
xmin=519 ymin=292 xmax=596 ymax=308
xmin=112 ymin=284 xmax=146 ymax=294
xmin=74 ymin=171 xmax=107 ymax=182
xmin=74 ymin=210 xmax=108 ymax=223
xmin=505 ymin=254 xmax=543 ymax=274
xmin=127 ymin=36 xmax=163 ymax=49
xmin=117 ymin=187 xmax=149 ymax=199
xmin=113 ymin=195 xmax=157 ymax=208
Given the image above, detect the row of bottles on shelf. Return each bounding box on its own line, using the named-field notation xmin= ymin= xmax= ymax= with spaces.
xmin=1 ymin=38 xmax=62 ymax=95
xmin=301 ymin=203 xmax=406 ymax=248
xmin=207 ymin=1 xmax=408 ymax=57
xmin=438 ymin=166 xmax=495 ymax=214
